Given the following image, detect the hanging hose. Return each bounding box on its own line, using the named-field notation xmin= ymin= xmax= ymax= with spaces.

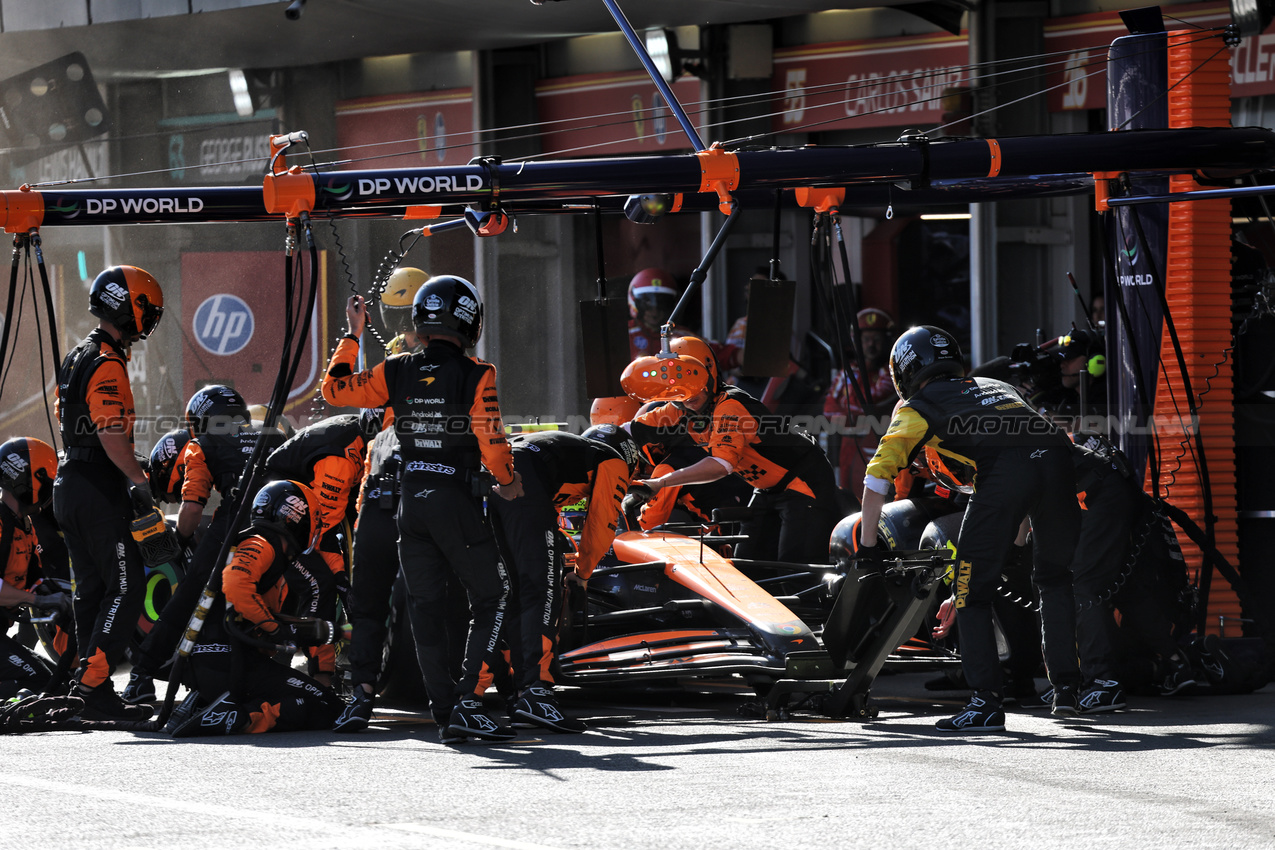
xmin=0 ymin=235 xmax=23 ymax=404
xmin=31 ymin=232 xmax=60 ymax=370
xmin=151 ymin=213 xmax=320 ymax=730
xmin=809 ymin=214 xmax=871 ymax=415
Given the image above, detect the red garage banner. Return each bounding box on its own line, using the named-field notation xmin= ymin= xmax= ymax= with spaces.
xmin=1043 ymin=3 xmax=1275 ymax=112
xmin=535 ymin=72 xmax=703 ymax=156
xmin=770 ymin=32 xmax=969 ymax=134
xmin=179 ymin=251 xmax=332 ymax=420
xmin=334 ymin=89 xmax=476 ymax=168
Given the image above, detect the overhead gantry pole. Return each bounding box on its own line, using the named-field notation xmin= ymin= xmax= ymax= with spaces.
xmin=3 ymin=127 xmax=1275 ymax=230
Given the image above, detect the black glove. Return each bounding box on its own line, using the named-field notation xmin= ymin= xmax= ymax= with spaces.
xmin=332 ymin=570 xmax=351 ymax=604
xmin=30 ymin=591 xmax=71 ymax=615
xmin=622 ymin=483 xmax=655 ymax=529
xmin=128 ymin=484 xmax=157 ymax=519
xmin=176 ymin=533 xmax=198 ymax=566
xmin=855 ymin=530 xmax=889 ymax=569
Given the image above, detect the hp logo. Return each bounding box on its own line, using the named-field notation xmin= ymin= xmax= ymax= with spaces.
xmin=193 ymin=294 xmax=254 ymax=356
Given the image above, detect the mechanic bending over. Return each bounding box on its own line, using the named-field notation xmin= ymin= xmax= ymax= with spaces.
xmin=625 ymin=335 xmax=839 ymax=563
xmin=126 ymin=386 xmax=287 ymax=704
xmin=322 ymin=274 xmax=524 ymax=743
xmin=858 ymin=325 xmax=1081 ymax=734
xmin=481 ymin=425 xmax=638 ymax=733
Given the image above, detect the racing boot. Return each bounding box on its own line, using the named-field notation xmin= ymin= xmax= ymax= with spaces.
xmin=1051 ymin=683 xmax=1081 ymax=717
xmin=162 ymin=690 xmax=204 ymax=735
xmin=333 ymin=686 xmax=374 ymax=733
xmin=433 ymin=708 xmax=464 ymax=744
xmin=1078 ymin=680 xmax=1126 ymax=714
xmin=935 ymin=690 xmax=1005 ymax=733
xmin=445 ymin=696 xmax=515 ymax=742
xmin=1159 ymin=654 xmax=1197 ymax=696
xmin=170 ymin=692 xmax=249 ymax=737
xmin=76 ymin=682 xmax=154 ymax=722
xmin=512 ymin=682 xmax=586 ymax=733
xmin=122 ymin=670 xmax=157 ymax=704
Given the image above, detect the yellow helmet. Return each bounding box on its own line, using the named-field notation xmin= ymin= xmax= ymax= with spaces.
xmin=380 ymin=267 xmax=427 ymax=336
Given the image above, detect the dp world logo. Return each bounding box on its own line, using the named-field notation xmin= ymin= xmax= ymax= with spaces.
xmin=193 ymin=294 xmax=254 ymax=356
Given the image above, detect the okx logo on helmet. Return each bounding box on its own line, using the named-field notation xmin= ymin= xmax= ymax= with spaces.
xmin=412 ymin=275 xmax=483 ymax=347
xmin=89 ymin=265 xmax=164 ymax=341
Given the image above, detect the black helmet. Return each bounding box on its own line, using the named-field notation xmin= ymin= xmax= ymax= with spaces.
xmin=380 ymin=267 xmax=427 ymax=337
xmin=185 ymin=384 xmax=250 ymax=436
xmin=0 ymin=437 xmax=58 ymax=515
xmin=889 ymin=325 xmax=964 ymax=400
xmin=148 ymin=429 xmax=192 ymax=503
xmin=412 ymin=275 xmax=483 ymax=347
xmin=582 ymin=424 xmax=641 ymax=476
xmin=248 ymin=479 xmax=320 ymax=555
xmin=89 ymin=265 xmax=164 ymax=341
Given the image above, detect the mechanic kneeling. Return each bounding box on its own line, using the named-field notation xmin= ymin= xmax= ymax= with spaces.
xmin=172 ymin=480 xmax=342 ymax=737
xmin=0 ymin=438 xmax=71 ymax=700
xmin=265 ymin=410 xmax=379 ymax=685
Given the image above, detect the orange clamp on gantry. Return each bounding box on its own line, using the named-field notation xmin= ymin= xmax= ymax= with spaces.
xmin=2 ymin=186 xmax=45 ymax=234
xmin=403 ymin=205 xmax=443 ymax=220
xmin=793 ymin=187 xmax=846 ymax=214
xmin=262 ymin=166 xmax=316 ymax=219
xmin=1091 ymin=170 xmax=1122 ymax=212
xmin=696 ymin=144 xmax=739 ymax=215
xmin=985 ymin=139 xmax=1002 ymax=178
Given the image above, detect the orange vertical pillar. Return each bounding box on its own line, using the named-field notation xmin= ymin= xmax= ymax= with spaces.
xmin=1154 ymin=31 xmax=1237 ymax=634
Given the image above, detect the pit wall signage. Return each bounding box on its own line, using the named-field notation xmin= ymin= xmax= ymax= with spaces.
xmin=770 ymin=32 xmax=968 ymax=133
xmin=334 ymin=89 xmax=476 ymax=169
xmin=535 ymin=72 xmax=702 ymax=156
xmin=180 ymin=251 xmax=331 ymax=415
xmin=1045 ymin=3 xmax=1270 ymax=111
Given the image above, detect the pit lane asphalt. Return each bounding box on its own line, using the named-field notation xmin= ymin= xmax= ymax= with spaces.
xmin=1 ymin=670 xmax=1271 ymax=850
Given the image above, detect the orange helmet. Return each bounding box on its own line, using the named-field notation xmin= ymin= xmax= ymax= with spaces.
xmin=669 ymin=335 xmax=718 ymax=392
xmin=627 ymin=268 xmax=678 ymax=321
xmin=621 ymin=353 xmax=708 ymax=403
xmin=0 ymin=437 xmax=58 ymax=515
xmin=590 ymin=395 xmax=641 ymax=427
xmin=89 ymin=265 xmax=164 ymax=340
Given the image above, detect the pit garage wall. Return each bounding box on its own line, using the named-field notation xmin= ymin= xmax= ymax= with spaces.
xmin=29 ymin=4 xmax=1275 ymax=436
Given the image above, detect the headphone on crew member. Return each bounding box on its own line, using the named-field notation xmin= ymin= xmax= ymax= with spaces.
xmin=1058 ymin=329 xmax=1106 ymax=379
